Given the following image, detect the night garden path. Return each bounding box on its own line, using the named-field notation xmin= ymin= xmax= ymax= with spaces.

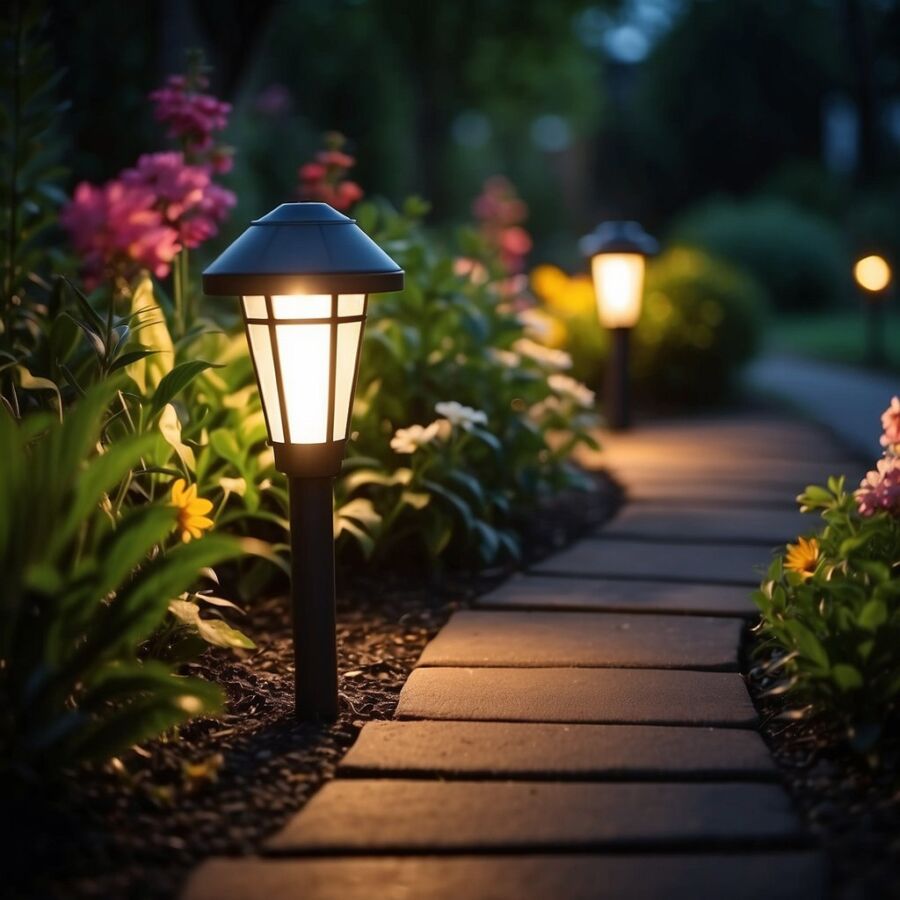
xmin=183 ymin=410 xmax=857 ymax=900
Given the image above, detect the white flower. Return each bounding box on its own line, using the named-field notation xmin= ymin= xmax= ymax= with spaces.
xmin=512 ymin=338 xmax=572 ymax=371
xmin=517 ymin=307 xmax=552 ymax=340
xmin=489 ymin=348 xmax=521 ymax=368
xmin=548 ymin=373 xmax=595 ymax=408
xmin=390 ymin=420 xmax=443 ymax=454
xmin=435 ymin=401 xmax=488 ymax=431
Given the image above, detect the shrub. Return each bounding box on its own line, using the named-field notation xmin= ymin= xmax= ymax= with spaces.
xmin=671 ymin=197 xmax=850 ymax=311
xmin=532 ymin=246 xmax=766 ymax=409
xmin=754 ymin=398 xmax=900 ymax=758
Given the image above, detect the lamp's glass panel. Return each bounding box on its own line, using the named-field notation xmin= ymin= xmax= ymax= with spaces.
xmin=276 ymin=323 xmax=330 ymax=443
xmin=246 ymin=324 xmax=284 ymax=443
xmin=332 ymin=321 xmax=363 ymax=440
xmin=591 ymin=253 xmax=645 ymax=328
xmin=338 ymin=293 xmax=365 ymax=317
xmin=273 ymin=294 xmax=331 ymax=319
xmin=243 ymin=295 xmax=268 ymax=319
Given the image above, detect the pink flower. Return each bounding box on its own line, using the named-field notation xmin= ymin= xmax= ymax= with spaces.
xmin=472 ymin=176 xmax=532 ymax=275
xmin=61 ymin=179 xmax=180 ymax=288
xmin=122 ymin=152 xmax=235 ymax=249
xmin=881 ymin=396 xmax=900 ymax=454
xmin=856 ymin=456 xmax=900 ymax=517
xmin=150 ymin=74 xmax=231 ymax=152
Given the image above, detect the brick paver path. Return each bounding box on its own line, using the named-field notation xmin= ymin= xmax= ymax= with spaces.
xmin=184 ymin=412 xmax=841 ymax=899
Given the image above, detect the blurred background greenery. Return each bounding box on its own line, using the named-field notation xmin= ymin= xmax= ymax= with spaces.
xmin=48 ymin=0 xmax=900 ymax=370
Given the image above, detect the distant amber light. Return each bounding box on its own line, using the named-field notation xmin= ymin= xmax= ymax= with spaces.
xmin=854 ymin=255 xmax=892 ymax=293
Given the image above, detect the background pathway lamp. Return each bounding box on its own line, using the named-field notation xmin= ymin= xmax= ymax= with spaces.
xmin=203 ymin=202 xmax=403 ymax=721
xmin=853 ymin=253 xmax=892 ymax=367
xmin=580 ymin=221 xmax=658 ymax=431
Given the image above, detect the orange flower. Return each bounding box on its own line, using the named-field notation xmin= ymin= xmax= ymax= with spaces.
xmin=170 ymin=478 xmax=214 ymax=543
xmin=785 ymin=536 xmax=820 ymax=580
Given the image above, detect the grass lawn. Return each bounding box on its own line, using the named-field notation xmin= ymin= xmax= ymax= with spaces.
xmin=765 ymin=307 xmax=900 ymax=373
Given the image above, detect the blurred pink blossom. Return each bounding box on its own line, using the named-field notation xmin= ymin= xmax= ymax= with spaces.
xmin=856 ymin=456 xmax=900 ymax=517
xmin=61 ymin=180 xmax=180 ymax=288
xmin=297 ymin=134 xmax=364 ymax=212
xmin=472 ymin=176 xmax=532 ymax=275
xmin=150 ymin=74 xmax=231 ymax=154
xmin=880 ymin=396 xmax=900 ymax=453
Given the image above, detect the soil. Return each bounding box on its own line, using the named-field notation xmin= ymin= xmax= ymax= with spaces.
xmin=747 ymin=652 xmax=900 ymax=900
xmin=6 ymin=479 xmax=619 ymax=900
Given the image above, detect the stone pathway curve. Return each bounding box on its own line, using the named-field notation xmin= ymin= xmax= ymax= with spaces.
xmin=184 ymin=411 xmax=858 ymax=899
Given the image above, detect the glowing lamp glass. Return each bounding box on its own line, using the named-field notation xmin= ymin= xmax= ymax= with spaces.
xmin=590 ymin=252 xmax=645 ymax=328
xmin=854 ymin=255 xmax=891 ymax=293
xmin=242 ymin=293 xmax=367 ymax=448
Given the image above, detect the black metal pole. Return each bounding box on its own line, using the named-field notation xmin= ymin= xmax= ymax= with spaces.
xmin=288 ymin=476 xmax=338 ymax=721
xmin=865 ymin=299 xmax=885 ymax=368
xmin=605 ymin=326 xmax=631 ymax=431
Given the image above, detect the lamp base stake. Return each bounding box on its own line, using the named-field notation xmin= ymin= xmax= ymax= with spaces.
xmin=289 ymin=476 xmax=338 ymax=721
xmin=606 ymin=327 xmax=631 ymax=431
xmin=865 ymin=300 xmax=886 ymax=368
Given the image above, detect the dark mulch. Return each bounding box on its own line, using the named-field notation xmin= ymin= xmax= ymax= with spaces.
xmin=747 ymin=653 xmax=900 ymax=900
xmin=7 ymin=478 xmax=619 ymax=900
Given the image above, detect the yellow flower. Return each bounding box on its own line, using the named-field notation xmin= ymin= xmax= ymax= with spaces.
xmin=785 ymin=536 xmax=820 ymax=580
xmin=170 ymin=478 xmax=214 ymax=543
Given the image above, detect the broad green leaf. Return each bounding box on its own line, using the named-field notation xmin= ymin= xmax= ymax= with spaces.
xmin=858 ymin=600 xmax=887 ymax=631
xmin=159 ymin=403 xmax=195 ymax=472
xmin=831 ymin=664 xmax=863 ymax=692
xmin=126 ymin=276 xmax=174 ymax=393
xmin=150 ymin=360 xmax=220 ymax=417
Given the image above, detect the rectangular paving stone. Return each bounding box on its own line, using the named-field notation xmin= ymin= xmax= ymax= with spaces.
xmin=478 ymin=576 xmax=756 ymax=617
xmin=531 ymin=539 xmax=767 ymax=586
xmin=265 ymin=780 xmax=803 ymax=853
xmin=625 ymin=479 xmax=801 ymax=507
xmin=396 ymin=667 xmax=757 ymax=727
xmin=602 ymin=503 xmax=810 ymax=544
xmin=339 ymin=720 xmax=776 ymax=779
xmin=184 ymin=853 xmax=827 ymax=900
xmin=416 ymin=610 xmax=742 ymax=671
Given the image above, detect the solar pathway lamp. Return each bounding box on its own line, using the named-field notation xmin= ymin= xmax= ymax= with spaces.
xmin=580 ymin=220 xmax=658 ymax=431
xmin=203 ymin=202 xmax=403 ymax=720
xmin=853 ymin=253 xmax=892 ymax=368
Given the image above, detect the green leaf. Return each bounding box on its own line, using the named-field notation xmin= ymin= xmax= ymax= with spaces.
xmin=785 ymin=620 xmax=829 ymax=671
xmin=831 ymin=664 xmax=863 ymax=692
xmin=150 ymin=360 xmax=220 ymax=416
xmin=858 ymin=600 xmax=887 ymax=631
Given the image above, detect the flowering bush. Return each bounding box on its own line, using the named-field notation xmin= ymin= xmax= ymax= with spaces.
xmin=332 ymin=198 xmax=598 ymax=569
xmin=532 ymin=246 xmax=765 ymax=408
xmin=754 ymin=398 xmax=900 ymax=757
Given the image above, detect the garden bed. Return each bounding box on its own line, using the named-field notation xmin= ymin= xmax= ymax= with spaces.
xmin=747 ymin=646 xmax=900 ymax=900
xmin=8 ymin=477 xmax=619 ymax=900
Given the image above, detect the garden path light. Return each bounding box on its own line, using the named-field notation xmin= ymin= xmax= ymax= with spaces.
xmin=580 ymin=221 xmax=657 ymax=431
xmin=203 ymin=202 xmax=403 ymax=720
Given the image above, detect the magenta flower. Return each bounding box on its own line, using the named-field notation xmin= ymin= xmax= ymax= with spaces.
xmin=61 ymin=180 xmax=180 ymax=288
xmin=121 ymin=152 xmax=235 ymax=250
xmin=856 ymin=456 xmax=900 ymax=517
xmin=880 ymin=396 xmax=900 ymax=454
xmin=150 ymin=74 xmax=231 ymax=155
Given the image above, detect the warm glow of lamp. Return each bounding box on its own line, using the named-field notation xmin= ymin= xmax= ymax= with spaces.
xmin=590 ymin=252 xmax=646 ymax=328
xmin=579 ymin=220 xmax=658 ymax=432
xmin=854 ymin=255 xmax=891 ymax=294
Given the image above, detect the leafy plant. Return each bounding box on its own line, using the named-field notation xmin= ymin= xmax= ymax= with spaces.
xmin=753 ymin=405 xmax=900 ymax=758
xmin=0 ymin=3 xmax=68 ymax=413
xmin=0 ymin=383 xmax=241 ymax=776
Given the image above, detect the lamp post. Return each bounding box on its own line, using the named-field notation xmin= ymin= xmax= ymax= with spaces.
xmin=580 ymin=221 xmax=658 ymax=431
xmin=853 ymin=253 xmax=892 ymax=367
xmin=203 ymin=202 xmax=403 ymax=721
